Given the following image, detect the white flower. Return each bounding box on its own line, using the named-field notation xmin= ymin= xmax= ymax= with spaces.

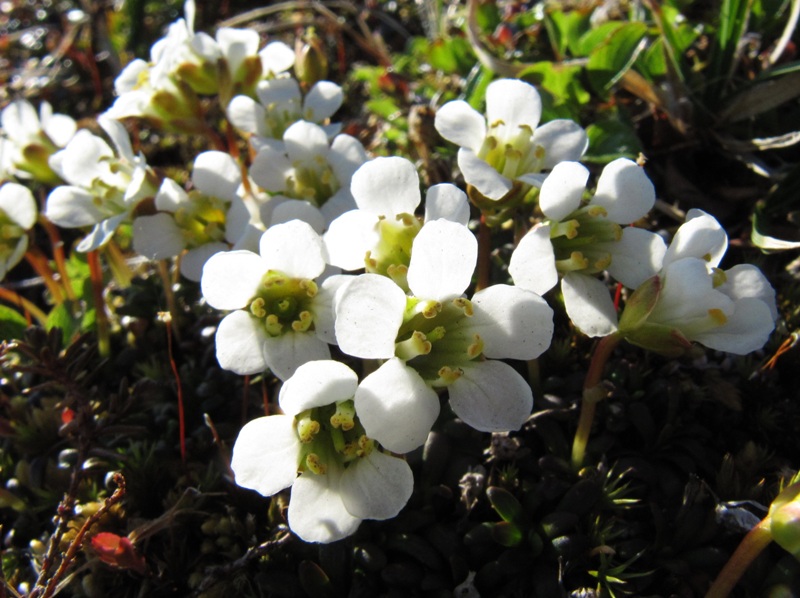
xmin=434 ymin=78 xmax=588 ymax=201
xmin=0 ymin=99 xmax=76 ymax=183
xmin=0 ymin=182 xmax=37 ymax=280
xmin=335 ymin=219 xmax=554 ymax=446
xmin=561 ymin=210 xmax=777 ymax=355
xmin=227 ymin=77 xmax=344 ymax=144
xmin=200 ymin=220 xmax=340 ymax=380
xmin=230 ymin=359 xmax=414 ymax=544
xmin=323 ymin=157 xmax=470 ymax=282
xmin=133 ymin=150 xmax=262 ymax=281
xmin=509 ymin=158 xmax=666 ymax=295
xmin=45 ymin=117 xmax=158 ymax=252
xmin=249 ymin=120 xmax=367 ymax=225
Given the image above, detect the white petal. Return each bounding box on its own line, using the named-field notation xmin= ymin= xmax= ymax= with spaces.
xmin=561 ymin=273 xmax=619 ymax=337
xmin=215 ymin=310 xmax=269 ymax=375
xmin=288 ymin=464 xmax=361 ymax=543
xmin=50 ymin=130 xmax=112 ymax=187
xmin=231 ymin=415 xmax=300 ymax=496
xmin=42 ymin=113 xmax=77 ymax=148
xmin=256 ymin=77 xmax=301 ymax=107
xmin=132 ymin=213 xmax=185 ymax=260
xmin=217 ymin=27 xmax=259 ymax=76
xmin=433 ymin=100 xmax=486 ymax=150
xmin=76 ymin=214 xmax=127 ymax=252
xmin=48 ymin=185 xmax=106 ymax=226
xmin=2 ymin=99 xmax=39 ymax=142
xmin=692 ymin=297 xmax=775 ymax=355
xmin=270 ymin=199 xmax=326 ymax=233
xmin=486 ymin=78 xmax=541 ymax=132
xmin=340 ymin=451 xmax=413 ymax=520
xmin=0 ymin=183 xmax=37 ymax=229
xmin=532 ymin=119 xmax=589 ymax=168
xmin=335 ymin=274 xmax=406 ymax=358
xmin=449 ymin=360 xmax=532 ymax=432
xmin=648 ymin=258 xmax=732 ymax=325
xmin=279 ymin=359 xmax=358 ymax=415
xmin=250 ymin=146 xmax=291 ymax=192
xmin=193 ymin=151 xmax=241 ymax=200
xmin=604 ymin=227 xmax=667 ymax=289
xmin=355 ymin=358 xmax=440 ymax=453
xmin=154 ymin=178 xmax=189 ymax=211
xmin=259 ymin=220 xmax=326 ymax=279
xmin=98 ymin=116 xmax=134 ymax=162
xmin=313 ymin=274 xmax=354 ymax=344
xmin=323 ymin=210 xmax=379 ymax=270
xmin=350 ymin=157 xmax=420 ymax=216
xmin=471 ymin=284 xmax=554 ymax=359
xmin=263 ymin=332 xmax=331 ymax=381
xmin=284 ymin=120 xmax=329 ymax=161
xmin=227 ymin=95 xmax=266 ymax=136
xmin=180 ymin=242 xmax=229 ymax=281
xmin=539 ymin=161 xmax=589 ymax=221
xmin=320 ymin=188 xmax=357 ymax=223
xmin=304 ymin=81 xmax=344 ymax=122
xmin=718 ymin=264 xmax=778 ymax=321
xmin=458 ymin=148 xmax=512 ymax=200
xmin=407 ymin=220 xmax=476 ymax=301
xmin=664 ymin=209 xmax=728 ymax=267
xmin=200 ymin=249 xmax=265 ymax=309
xmin=591 ymin=158 xmax=655 ymax=224
xmin=259 ymin=40 xmax=295 ymax=75
xmin=328 ymin=134 xmax=367 ymax=184
xmin=424 ymin=184 xmax=470 ymax=226
xmin=508 ymin=224 xmax=558 ymax=295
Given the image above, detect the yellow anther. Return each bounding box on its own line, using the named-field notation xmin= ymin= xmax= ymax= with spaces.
xmin=249 ymin=298 xmax=267 ymax=318
xmin=305 ymin=453 xmax=327 ymax=475
xmin=587 ymin=205 xmax=608 ymax=218
xmin=265 ymin=314 xmax=283 ymax=336
xmin=712 ymin=267 xmax=727 ymax=288
xmin=453 ymin=297 xmax=474 ymax=317
xmin=291 ymin=310 xmax=314 ymax=332
xmin=422 ymin=301 xmax=442 ymax=319
xmin=467 ymin=334 xmax=484 ymax=358
xmin=297 ymin=415 xmax=320 ymax=443
xmin=437 ymin=366 xmax=463 ymax=384
xmin=708 ymin=308 xmax=728 ymax=326
xmin=330 ymin=400 xmax=356 ymax=431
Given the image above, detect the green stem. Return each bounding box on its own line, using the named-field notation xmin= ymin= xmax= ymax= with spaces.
xmin=571 ymin=333 xmax=621 ymax=470
xmin=705 ymin=519 xmax=773 ymax=598
xmin=103 ymin=241 xmax=133 ymax=289
xmin=0 ymin=287 xmax=48 ymax=325
xmin=86 ymin=250 xmax=111 ymax=358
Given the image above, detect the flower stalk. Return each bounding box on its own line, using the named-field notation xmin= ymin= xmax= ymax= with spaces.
xmin=571 ymin=332 xmax=621 ymax=469
xmin=704 ymin=518 xmax=772 ymax=598
xmin=86 ymin=250 xmax=111 ymax=358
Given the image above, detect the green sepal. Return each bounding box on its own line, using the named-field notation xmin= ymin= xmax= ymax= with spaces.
xmin=618 ymin=274 xmax=662 ymax=332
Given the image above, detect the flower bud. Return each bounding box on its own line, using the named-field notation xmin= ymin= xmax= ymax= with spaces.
xmin=295 ymin=29 xmax=329 ymax=86
xmin=769 ymin=481 xmax=800 ymax=557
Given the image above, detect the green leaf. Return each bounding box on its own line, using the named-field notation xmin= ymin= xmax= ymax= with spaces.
xmin=544 ymin=9 xmax=591 ymax=58
xmin=585 ymin=116 xmax=643 ymax=162
xmin=46 ymin=303 xmax=81 ymax=347
xmin=519 ymin=61 xmax=591 ymax=119
xmin=486 ymin=486 xmax=526 ymax=527
xmin=0 ymin=305 xmax=29 ymax=342
xmin=585 ymin=22 xmax=648 ymax=96
xmin=491 ymin=521 xmax=524 ymax=547
xmin=619 ymin=275 xmax=662 ymax=332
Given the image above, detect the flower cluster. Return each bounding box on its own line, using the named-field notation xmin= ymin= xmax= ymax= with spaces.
xmin=1 ymin=0 xmax=779 ymax=546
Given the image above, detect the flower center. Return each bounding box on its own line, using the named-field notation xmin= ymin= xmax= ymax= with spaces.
xmin=284 ymin=156 xmax=339 ymax=206
xmin=173 ymin=191 xmax=228 ymax=247
xmin=548 ymin=205 xmax=622 ymax=275
xmin=294 ymin=401 xmax=374 ymax=476
xmin=248 ymin=270 xmax=318 ymax=337
xmin=365 ymin=213 xmax=422 ymax=290
xmin=394 ymin=297 xmax=483 ymax=386
xmin=477 ymin=123 xmax=544 ymax=179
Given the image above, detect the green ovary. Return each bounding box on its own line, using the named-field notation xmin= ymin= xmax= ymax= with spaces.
xmin=294 ymin=401 xmax=374 ymax=476
xmin=247 ymin=270 xmax=318 ymax=337
xmin=173 ymin=191 xmax=228 ymax=248
xmin=395 ymin=297 xmax=483 ymax=386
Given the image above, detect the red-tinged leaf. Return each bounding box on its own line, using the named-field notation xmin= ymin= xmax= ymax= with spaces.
xmin=90 ymin=532 xmax=146 ymax=575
